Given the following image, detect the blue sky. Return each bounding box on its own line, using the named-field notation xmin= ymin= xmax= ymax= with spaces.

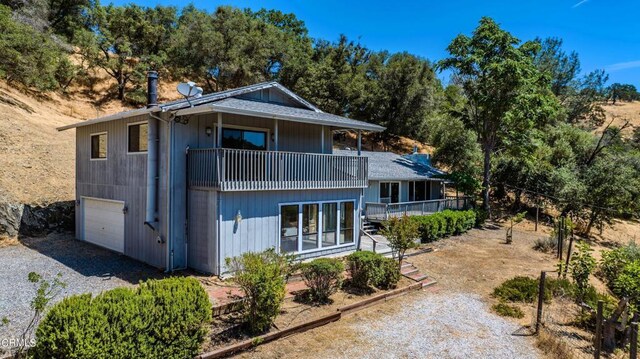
xmin=111 ymin=0 xmax=640 ymax=87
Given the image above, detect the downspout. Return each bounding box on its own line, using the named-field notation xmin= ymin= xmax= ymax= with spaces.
xmin=145 ymin=71 xmax=159 ymax=231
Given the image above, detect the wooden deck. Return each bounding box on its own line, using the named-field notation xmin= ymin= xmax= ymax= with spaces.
xmin=364 ymin=197 xmax=472 ymax=222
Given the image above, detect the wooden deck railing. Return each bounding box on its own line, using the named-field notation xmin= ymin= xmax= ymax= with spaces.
xmin=188 ymin=148 xmax=368 ymax=191
xmin=364 ymin=197 xmax=473 ymax=221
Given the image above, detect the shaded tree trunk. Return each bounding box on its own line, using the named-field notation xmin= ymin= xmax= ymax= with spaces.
xmin=482 ymin=144 xmax=492 ymax=212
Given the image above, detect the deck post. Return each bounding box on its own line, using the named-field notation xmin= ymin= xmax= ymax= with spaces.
xmin=320 ymin=125 xmax=324 ymax=153
xmin=357 ymin=130 xmax=362 ymax=156
xmin=274 ymin=119 xmax=279 ymax=151
xmin=217 ymin=113 xmax=222 ymax=148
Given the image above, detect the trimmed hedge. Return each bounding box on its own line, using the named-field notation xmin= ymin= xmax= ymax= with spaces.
xmin=410 ymin=210 xmax=476 ymax=242
xmin=32 ymin=277 xmax=211 ymax=359
xmin=300 ymin=258 xmax=344 ymax=303
xmin=346 ymin=251 xmax=400 ymax=290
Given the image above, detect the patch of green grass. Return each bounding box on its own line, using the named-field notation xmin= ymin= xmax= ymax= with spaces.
xmin=492 ymin=303 xmax=525 ymax=319
xmin=493 ymin=276 xmax=539 ymax=303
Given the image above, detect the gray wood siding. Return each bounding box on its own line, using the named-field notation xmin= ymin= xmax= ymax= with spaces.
xmin=217 ymin=188 xmax=361 ymax=275
xmin=181 ymin=112 xmax=332 ymax=154
xmin=75 ymin=115 xmax=166 ymax=268
xmin=364 ymin=181 xmax=380 ymax=203
xmin=187 ymin=189 xmax=217 ymax=273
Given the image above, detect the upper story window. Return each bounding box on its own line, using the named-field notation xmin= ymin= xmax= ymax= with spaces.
xmin=90 ymin=132 xmax=107 ymax=160
xmin=221 ymin=128 xmax=267 ymax=150
xmin=128 ymin=122 xmax=148 ymax=153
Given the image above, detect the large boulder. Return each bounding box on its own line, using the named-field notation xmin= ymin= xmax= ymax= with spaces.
xmin=20 ymin=201 xmax=75 ymax=237
xmin=0 ymin=202 xmax=24 ymax=237
xmin=0 ymin=200 xmax=75 ymax=237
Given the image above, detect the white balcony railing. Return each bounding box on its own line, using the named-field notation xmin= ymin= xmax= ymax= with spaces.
xmin=364 ymin=196 xmax=473 ymax=221
xmin=188 ymin=148 xmax=368 ymax=191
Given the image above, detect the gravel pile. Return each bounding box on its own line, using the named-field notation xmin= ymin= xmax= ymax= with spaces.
xmin=338 ymin=292 xmax=540 ymax=359
xmin=0 ymin=233 xmax=160 ymax=348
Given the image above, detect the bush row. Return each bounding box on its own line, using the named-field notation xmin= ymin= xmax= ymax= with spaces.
xmin=410 ymin=210 xmax=476 ymax=242
xmin=33 ymin=277 xmax=212 ymax=359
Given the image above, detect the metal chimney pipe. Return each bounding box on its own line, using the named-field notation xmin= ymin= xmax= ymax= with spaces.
xmin=147 ymin=71 xmax=158 ymax=108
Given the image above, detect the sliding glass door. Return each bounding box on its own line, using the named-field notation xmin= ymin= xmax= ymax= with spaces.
xmin=280 ymin=201 xmax=355 ymax=253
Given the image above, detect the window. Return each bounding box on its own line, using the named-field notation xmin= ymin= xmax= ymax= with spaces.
xmin=302 ymin=204 xmax=318 ymax=250
xmin=280 ymin=205 xmax=298 ymax=253
xmin=322 ymin=203 xmax=337 ymax=247
xmin=221 ymin=128 xmax=267 ymax=150
xmin=279 ymin=200 xmax=355 ymax=253
xmin=380 ymin=182 xmax=400 ymax=203
xmin=409 ymin=181 xmax=430 ymax=201
xmin=90 ymin=133 xmax=107 ymax=159
xmin=128 ymin=122 xmax=148 ymax=153
xmin=340 ymin=202 xmax=354 ymax=244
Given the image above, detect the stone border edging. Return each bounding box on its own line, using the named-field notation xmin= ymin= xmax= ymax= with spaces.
xmin=196 ymin=281 xmax=425 ymax=359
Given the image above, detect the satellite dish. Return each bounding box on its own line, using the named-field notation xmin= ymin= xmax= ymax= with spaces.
xmin=177 ymin=81 xmax=203 ymax=106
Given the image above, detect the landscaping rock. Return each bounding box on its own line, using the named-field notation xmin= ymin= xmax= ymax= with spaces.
xmin=0 ymin=200 xmax=74 ymax=237
xmin=0 ymin=201 xmax=24 ymax=237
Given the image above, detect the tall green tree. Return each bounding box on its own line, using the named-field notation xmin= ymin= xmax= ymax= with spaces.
xmin=533 ymin=37 xmax=580 ymax=97
xmin=75 ymin=4 xmax=177 ymax=101
xmin=438 ymin=17 xmax=559 ymax=211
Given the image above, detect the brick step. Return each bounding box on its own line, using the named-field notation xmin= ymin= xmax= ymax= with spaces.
xmin=401 ymin=268 xmax=419 ymax=276
xmin=421 ymin=278 xmax=438 ymax=288
xmin=406 ymin=272 xmax=429 ymax=282
xmin=401 ymin=262 xmax=414 ymax=269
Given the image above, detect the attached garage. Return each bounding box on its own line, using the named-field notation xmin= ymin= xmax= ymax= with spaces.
xmin=82 ymin=197 xmax=125 ymax=253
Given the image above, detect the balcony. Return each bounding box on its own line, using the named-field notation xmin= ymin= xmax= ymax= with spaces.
xmin=187 ymin=148 xmax=368 ymax=191
xmin=364 ymin=196 xmax=473 ymax=221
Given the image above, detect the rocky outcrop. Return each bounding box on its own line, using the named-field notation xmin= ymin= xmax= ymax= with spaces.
xmin=0 ymin=200 xmax=75 ymax=237
xmin=0 ymin=202 xmax=24 ymax=237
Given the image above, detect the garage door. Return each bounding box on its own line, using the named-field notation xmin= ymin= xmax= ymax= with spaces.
xmin=83 ymin=198 xmax=125 ymax=253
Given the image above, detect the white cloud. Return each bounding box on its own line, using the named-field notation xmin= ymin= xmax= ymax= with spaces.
xmin=606 ymin=60 xmax=640 ymax=72
xmin=572 ymin=0 xmax=588 ymax=8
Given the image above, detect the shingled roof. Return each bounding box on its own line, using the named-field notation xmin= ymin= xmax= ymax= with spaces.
xmin=57 ymin=82 xmax=384 ymax=132
xmin=334 ymin=149 xmax=447 ymax=181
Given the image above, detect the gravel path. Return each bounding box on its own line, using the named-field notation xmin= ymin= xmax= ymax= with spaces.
xmin=240 ymin=290 xmax=541 ymax=359
xmin=340 ymin=291 xmax=539 ymax=359
xmin=0 ymin=233 xmax=161 ymax=347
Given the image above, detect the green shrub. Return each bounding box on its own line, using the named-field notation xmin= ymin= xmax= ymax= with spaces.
xmin=613 ymin=261 xmax=640 ymax=309
xmin=300 ymin=258 xmax=344 ymax=303
xmin=375 ymin=257 xmax=401 ymax=290
xmin=474 ymin=208 xmax=489 ymax=227
xmin=575 ymin=286 xmax=618 ymax=328
xmin=545 ymin=277 xmax=574 ymax=299
xmin=598 ymin=241 xmax=640 ymax=288
xmin=346 ymin=251 xmax=401 ymax=291
xmin=493 ymin=276 xmax=540 ymax=303
xmin=226 ymin=249 xmax=291 ymax=334
xmin=347 ymin=251 xmax=383 ymax=290
xmin=32 ymin=277 xmax=211 ymax=358
xmin=569 ymin=242 xmax=596 ymax=302
xmin=492 ymin=303 xmax=524 ymax=318
xmin=411 ymin=210 xmax=476 ymax=242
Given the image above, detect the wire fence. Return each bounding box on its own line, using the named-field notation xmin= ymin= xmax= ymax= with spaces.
xmin=535 ymin=271 xmax=639 ymax=359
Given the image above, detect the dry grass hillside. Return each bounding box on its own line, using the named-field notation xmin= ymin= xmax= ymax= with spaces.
xmin=599 ymin=100 xmax=640 ymax=135
xmin=0 ymin=76 xmax=181 ymax=205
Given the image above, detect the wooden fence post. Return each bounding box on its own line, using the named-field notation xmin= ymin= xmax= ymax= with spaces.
xmin=536 ymin=271 xmax=546 ymax=334
xmin=631 ymin=321 xmax=638 ymax=359
xmin=564 ymin=233 xmax=574 ymax=278
xmin=595 ymin=300 xmax=604 ymax=359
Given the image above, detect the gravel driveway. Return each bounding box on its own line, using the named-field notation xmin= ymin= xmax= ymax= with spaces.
xmin=0 ymin=232 xmax=161 ymax=347
xmin=239 ymin=290 xmax=541 ymax=359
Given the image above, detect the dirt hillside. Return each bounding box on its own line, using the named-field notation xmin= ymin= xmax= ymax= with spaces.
xmin=599 ymin=100 xmax=640 ymax=135
xmin=0 ymin=77 xmax=181 ymax=205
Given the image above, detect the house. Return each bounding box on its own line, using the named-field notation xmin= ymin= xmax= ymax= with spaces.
xmin=334 ymin=150 xmax=469 ymax=222
xmin=57 ymin=72 xmax=383 ymax=275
